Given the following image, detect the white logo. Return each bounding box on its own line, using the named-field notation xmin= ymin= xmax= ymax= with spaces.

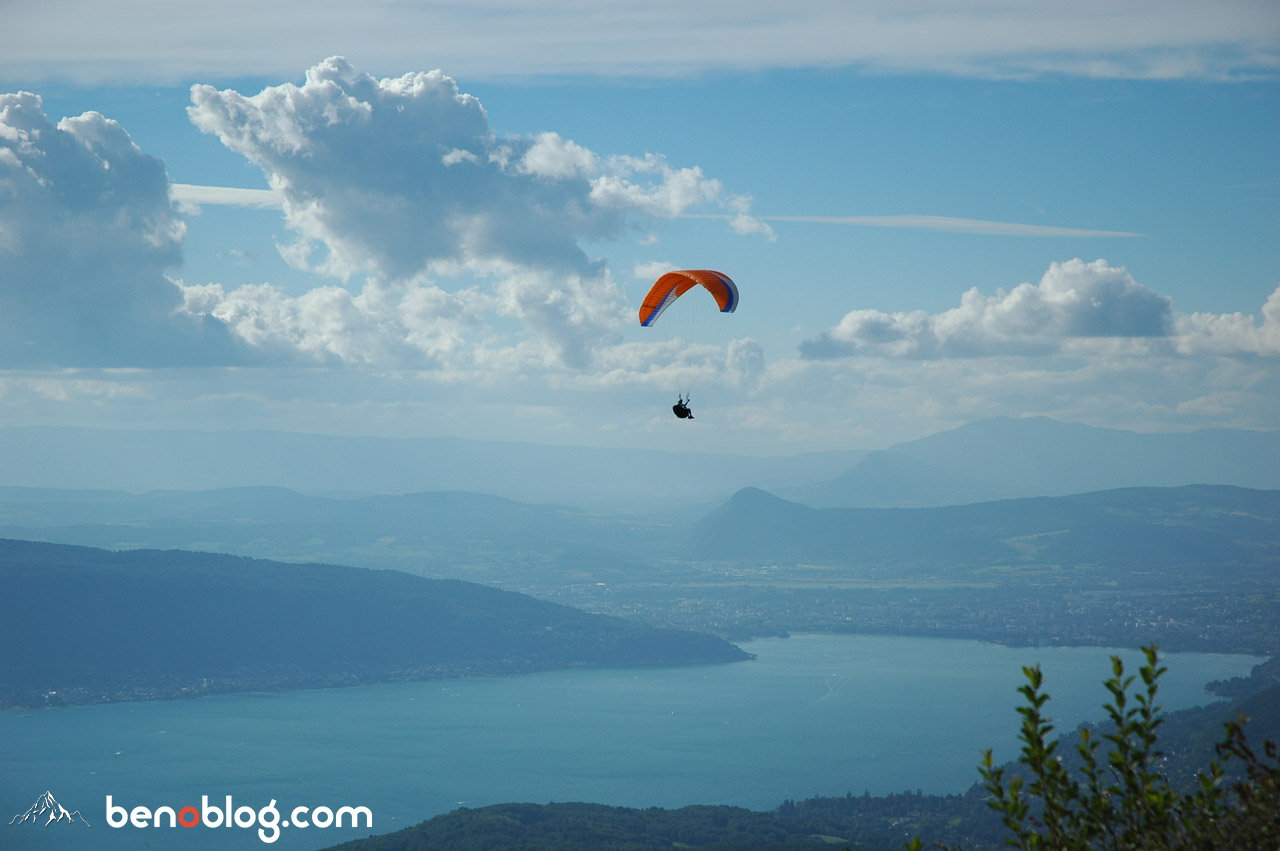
xmin=9 ymin=790 xmax=91 ymax=827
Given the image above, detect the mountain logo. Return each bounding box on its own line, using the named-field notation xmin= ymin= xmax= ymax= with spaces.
xmin=9 ymin=790 xmax=91 ymax=827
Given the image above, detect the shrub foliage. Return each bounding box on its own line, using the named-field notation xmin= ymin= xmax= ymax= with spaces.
xmin=911 ymin=645 xmax=1279 ymax=850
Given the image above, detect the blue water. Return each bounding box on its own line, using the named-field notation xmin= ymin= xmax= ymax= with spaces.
xmin=1 ymin=634 xmax=1261 ymax=850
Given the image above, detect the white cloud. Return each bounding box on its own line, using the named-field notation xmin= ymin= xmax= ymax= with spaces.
xmin=488 ymin=268 xmax=632 ymax=369
xmin=633 ymin=260 xmax=678 ymax=282
xmin=517 ymin=132 xmax=598 ymax=180
xmin=1174 ymin=286 xmax=1280 ymax=356
xmin=188 ymin=58 xmax=500 ymax=283
xmin=753 ymin=263 xmax=1280 ymax=449
xmin=187 ymin=58 xmax=744 ymax=283
xmin=736 ymin=336 xmax=1280 ymax=452
xmin=178 ymin=280 xmax=479 ymax=368
xmin=0 ymin=92 xmax=243 ymax=367
xmin=586 ymin=154 xmax=727 ymax=219
xmin=5 ymin=1 xmax=1277 ymax=83
xmin=800 ymin=259 xmax=1177 ymax=359
xmin=725 ymin=338 xmax=766 ymax=388
xmin=2 ymin=58 xmax=762 ymax=374
xmin=723 ymin=196 xmax=777 ymax=241
xmin=170 ymin=183 xmax=281 ymax=213
xmin=180 ymin=57 xmax=752 ymax=369
xmin=801 ymin=259 xmax=1280 ymax=366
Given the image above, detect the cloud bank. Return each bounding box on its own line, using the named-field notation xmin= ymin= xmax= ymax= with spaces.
xmin=755 ymin=259 xmax=1280 ymax=446
xmin=800 ymin=259 xmax=1278 ymax=360
xmin=187 ymin=58 xmax=742 ymax=282
xmin=729 ymin=214 xmax=1143 ymax=239
xmin=179 ymin=57 xmax=757 ymax=369
xmin=0 ymin=92 xmax=242 ymax=366
xmin=0 ymin=59 xmax=760 ymax=371
xmin=4 ymin=56 xmax=1277 ymax=449
xmin=6 ymin=0 xmax=1278 ymax=83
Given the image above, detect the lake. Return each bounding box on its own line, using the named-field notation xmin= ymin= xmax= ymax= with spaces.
xmin=1 ymin=634 xmax=1262 ymax=850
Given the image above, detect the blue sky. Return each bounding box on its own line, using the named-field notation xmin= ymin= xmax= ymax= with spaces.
xmin=2 ymin=1 xmax=1278 ymax=456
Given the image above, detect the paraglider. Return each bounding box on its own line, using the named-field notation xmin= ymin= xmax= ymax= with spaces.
xmin=639 ymin=270 xmax=738 ymax=328
xmin=638 ymin=270 xmax=738 ymax=419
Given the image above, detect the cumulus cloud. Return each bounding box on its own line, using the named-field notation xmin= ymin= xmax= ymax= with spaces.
xmin=178 ymin=279 xmax=478 ymax=368
xmin=181 ymin=57 xmax=756 ymax=368
xmin=725 ymin=337 xmax=766 ymax=387
xmin=186 ymin=58 xmax=749 ymax=281
xmin=743 ymin=339 xmax=1280 ymax=451
xmin=0 ymin=92 xmax=242 ymax=367
xmin=800 ymin=259 xmax=1177 ymax=359
xmin=189 ymin=58 xmax=501 ymax=283
xmin=1175 ymin=287 xmax=1280 ymax=356
xmin=2 ymin=59 xmax=761 ymax=374
xmin=767 ymin=262 xmax=1280 ymax=448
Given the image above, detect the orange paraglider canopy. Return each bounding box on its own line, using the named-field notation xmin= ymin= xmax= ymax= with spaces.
xmin=638 ymin=270 xmax=738 ymax=327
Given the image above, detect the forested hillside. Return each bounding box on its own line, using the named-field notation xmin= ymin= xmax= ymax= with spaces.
xmin=0 ymin=539 xmax=749 ymax=707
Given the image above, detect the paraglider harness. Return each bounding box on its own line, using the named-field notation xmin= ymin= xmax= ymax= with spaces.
xmin=673 ymin=395 xmax=694 ymax=420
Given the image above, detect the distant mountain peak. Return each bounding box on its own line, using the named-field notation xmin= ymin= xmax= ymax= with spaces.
xmin=724 ymin=487 xmax=811 ymax=514
xmin=689 ymin=482 xmax=1280 ymax=568
xmin=731 ymin=486 xmax=785 ymax=502
xmin=886 ymin=416 xmax=1280 ymax=497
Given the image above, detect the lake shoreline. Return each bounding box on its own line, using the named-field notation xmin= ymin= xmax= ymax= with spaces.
xmin=5 ymin=628 xmax=1266 ymax=712
xmin=2 ymin=634 xmax=1262 ymax=851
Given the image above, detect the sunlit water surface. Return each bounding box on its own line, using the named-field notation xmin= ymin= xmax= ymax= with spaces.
xmin=1 ymin=634 xmax=1261 ymax=850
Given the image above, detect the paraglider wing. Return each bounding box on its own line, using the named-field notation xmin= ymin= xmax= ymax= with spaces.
xmin=638 ymin=270 xmax=738 ymax=327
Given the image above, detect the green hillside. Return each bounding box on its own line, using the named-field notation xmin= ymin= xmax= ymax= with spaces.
xmin=0 ymin=539 xmax=750 ymax=707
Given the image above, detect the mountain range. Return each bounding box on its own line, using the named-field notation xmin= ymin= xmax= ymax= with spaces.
xmin=3 ymin=417 xmax=1278 ymax=513
xmin=6 ymin=480 xmax=1278 ymax=588
xmin=0 ymin=486 xmax=669 ymax=590
xmin=0 ymin=425 xmax=861 ymax=513
xmin=787 ymin=417 xmax=1280 ymax=507
xmin=688 ymin=484 xmax=1280 ymax=575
